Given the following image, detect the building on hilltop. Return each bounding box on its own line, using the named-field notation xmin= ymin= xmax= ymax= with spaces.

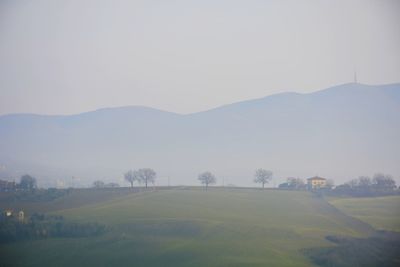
xmin=307 ymin=176 xmax=327 ymax=190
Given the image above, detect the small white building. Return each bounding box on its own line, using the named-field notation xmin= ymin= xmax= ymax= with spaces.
xmin=307 ymin=176 xmax=327 ymax=190
xmin=5 ymin=209 xmax=12 ymax=217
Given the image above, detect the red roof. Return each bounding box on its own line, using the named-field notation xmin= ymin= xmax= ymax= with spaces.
xmin=307 ymin=176 xmax=327 ymax=181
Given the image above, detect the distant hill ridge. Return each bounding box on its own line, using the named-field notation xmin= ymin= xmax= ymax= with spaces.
xmin=0 ymin=83 xmax=399 ymax=187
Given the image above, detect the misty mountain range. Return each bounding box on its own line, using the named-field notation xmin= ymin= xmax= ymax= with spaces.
xmin=0 ymin=83 xmax=399 ymax=187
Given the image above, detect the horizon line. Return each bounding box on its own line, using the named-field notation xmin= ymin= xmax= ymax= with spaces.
xmin=1 ymin=82 xmax=398 ymax=118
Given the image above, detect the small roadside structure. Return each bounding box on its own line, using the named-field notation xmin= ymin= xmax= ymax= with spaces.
xmin=18 ymin=211 xmax=25 ymax=222
xmin=2 ymin=209 xmax=25 ymax=222
xmin=4 ymin=209 xmax=13 ymax=217
xmin=307 ymin=176 xmax=327 ymax=190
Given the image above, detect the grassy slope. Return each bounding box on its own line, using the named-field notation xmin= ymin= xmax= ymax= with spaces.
xmin=0 ymin=188 xmax=136 ymax=213
xmin=1 ymin=189 xmax=372 ymax=267
xmin=329 ymin=195 xmax=400 ymax=232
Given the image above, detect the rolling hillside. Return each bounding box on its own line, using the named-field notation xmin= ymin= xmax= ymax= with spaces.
xmin=330 ymin=196 xmax=400 ymax=232
xmin=0 ymin=83 xmax=399 ymax=186
xmin=0 ymin=189 xmax=375 ymax=267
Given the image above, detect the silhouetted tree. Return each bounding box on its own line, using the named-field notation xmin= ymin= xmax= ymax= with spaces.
xmin=347 ymin=178 xmax=359 ymax=189
xmin=198 ymin=171 xmax=216 ymax=190
xmin=92 ymin=180 xmax=105 ymax=188
xmin=254 ymin=169 xmax=273 ymax=189
xmin=19 ymin=175 xmax=37 ymax=191
xmin=336 ymin=173 xmax=396 ymax=196
xmin=124 ymin=170 xmax=136 ymax=188
xmin=135 ymin=168 xmax=156 ymax=188
xmin=287 ymin=177 xmax=305 ymax=189
xmin=372 ymin=173 xmax=396 ymax=191
xmin=358 ymin=176 xmax=372 ymax=189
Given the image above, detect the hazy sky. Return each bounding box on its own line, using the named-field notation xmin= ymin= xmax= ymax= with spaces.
xmin=0 ymin=0 xmax=399 ymax=115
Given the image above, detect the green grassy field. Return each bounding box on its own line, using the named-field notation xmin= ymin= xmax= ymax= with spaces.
xmin=0 ymin=188 xmax=136 ymax=213
xmin=0 ymin=189 xmax=375 ymax=267
xmin=329 ymin=195 xmax=400 ymax=232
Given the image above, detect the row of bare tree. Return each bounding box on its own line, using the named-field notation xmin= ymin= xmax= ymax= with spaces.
xmin=121 ymin=168 xmax=274 ymax=190
xmin=124 ymin=168 xmax=157 ymax=188
xmin=333 ymin=173 xmax=397 ymax=196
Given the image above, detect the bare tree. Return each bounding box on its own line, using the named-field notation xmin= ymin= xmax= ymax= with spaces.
xmin=93 ymin=180 xmax=105 ymax=188
xmin=254 ymin=169 xmax=273 ymax=188
xmin=287 ymin=177 xmax=305 ymax=189
xmin=347 ymin=178 xmax=359 ymax=189
xmin=19 ymin=174 xmax=37 ymax=191
xmin=339 ymin=173 xmax=396 ymax=196
xmin=198 ymin=171 xmax=216 ymax=190
xmin=372 ymin=173 xmax=396 ymax=191
xmin=135 ymin=168 xmax=157 ymax=188
xmin=358 ymin=176 xmax=372 ymax=189
xmin=124 ymin=170 xmax=136 ymax=188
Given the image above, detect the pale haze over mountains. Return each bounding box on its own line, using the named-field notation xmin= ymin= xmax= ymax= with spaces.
xmin=1 ymin=0 xmax=400 ymax=116
xmin=0 ymin=83 xmax=399 ymax=187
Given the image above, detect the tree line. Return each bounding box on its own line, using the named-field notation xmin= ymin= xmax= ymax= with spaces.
xmin=277 ymin=173 xmax=398 ymax=196
xmin=0 ymin=212 xmax=106 ymax=243
xmin=4 ymin=169 xmax=398 ymax=196
xmin=333 ymin=173 xmax=398 ymax=196
xmin=0 ymin=175 xmax=37 ymax=192
xmin=121 ymin=168 xmax=274 ymax=190
xmin=124 ymin=168 xmax=157 ymax=188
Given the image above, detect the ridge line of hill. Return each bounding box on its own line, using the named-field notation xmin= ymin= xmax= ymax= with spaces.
xmin=1 ymin=82 xmax=399 ymax=118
